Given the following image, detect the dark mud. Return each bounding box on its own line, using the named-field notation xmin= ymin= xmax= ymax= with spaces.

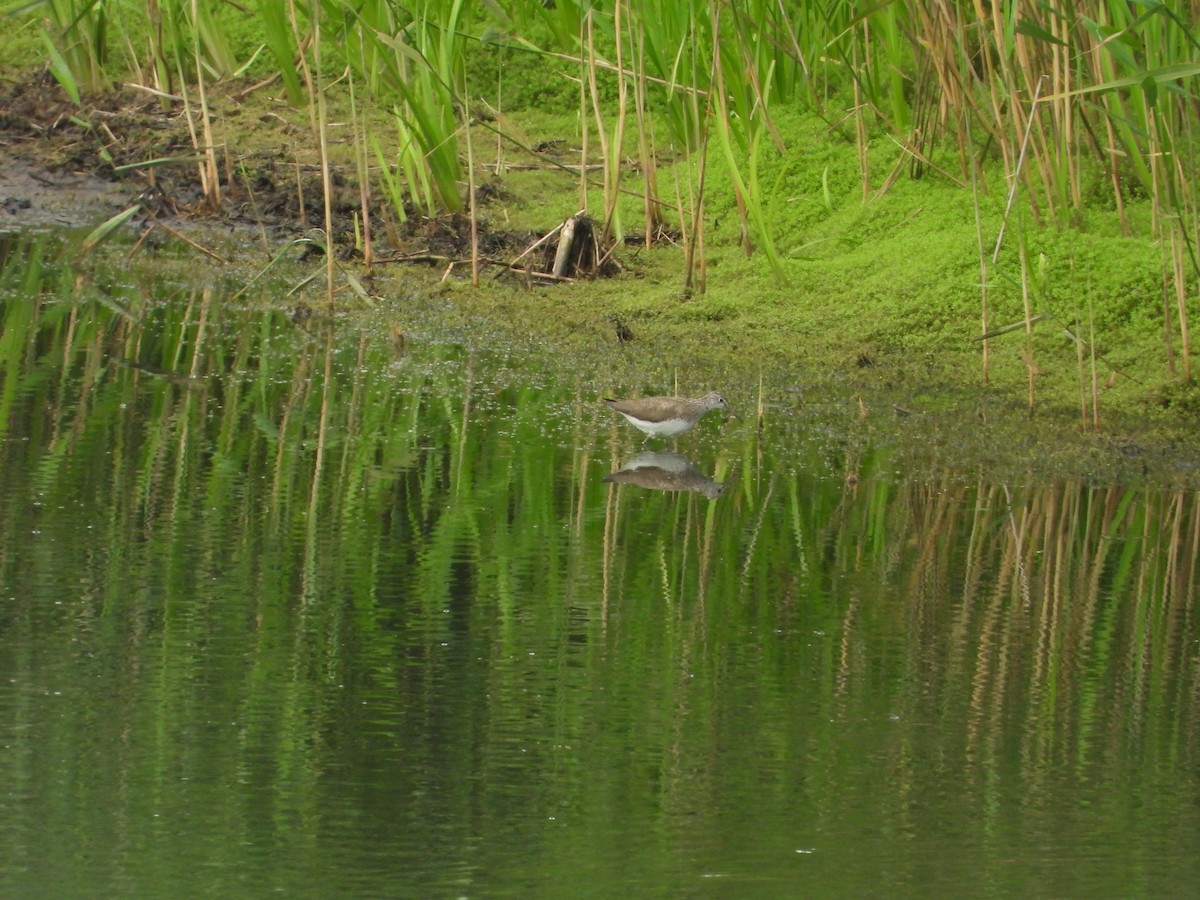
xmin=0 ymin=74 xmax=593 ymax=271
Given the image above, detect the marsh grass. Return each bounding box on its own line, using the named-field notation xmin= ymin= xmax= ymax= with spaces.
xmin=17 ymin=0 xmax=1200 ymax=392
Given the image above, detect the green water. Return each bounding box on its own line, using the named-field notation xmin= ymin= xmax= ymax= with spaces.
xmin=2 ymin=232 xmax=1199 ymax=897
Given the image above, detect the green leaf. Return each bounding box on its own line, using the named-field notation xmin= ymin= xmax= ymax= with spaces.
xmin=1016 ymin=17 xmax=1067 ymax=47
xmin=77 ymin=205 xmax=141 ymax=257
xmin=1043 ymin=62 xmax=1200 ymax=101
xmin=42 ymin=33 xmax=81 ymax=106
xmin=1142 ymin=74 xmax=1158 ymax=108
xmin=975 ymin=312 xmax=1052 ymax=341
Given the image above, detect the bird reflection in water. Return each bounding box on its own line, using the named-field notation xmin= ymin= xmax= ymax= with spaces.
xmin=602 ymin=451 xmax=725 ymax=500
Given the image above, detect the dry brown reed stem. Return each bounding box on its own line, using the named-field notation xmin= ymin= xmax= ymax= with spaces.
xmin=1019 ymin=240 xmax=1036 ymax=410
xmin=1149 ymin=107 xmax=1164 ymax=238
xmin=288 ymin=2 xmax=312 ymax=152
xmin=294 ymin=163 xmax=306 ymax=229
xmin=927 ymin=1 xmax=972 ymax=176
xmin=968 ymin=114 xmax=989 ymax=385
xmin=671 ymin=165 xmax=690 ymax=280
xmin=1016 ymin=34 xmax=1055 ymax=222
xmin=190 ymin=0 xmax=220 ymax=210
xmin=1174 ymin=147 xmax=1198 ymax=383
xmin=492 ymin=65 xmax=506 ymax=177
xmin=288 ymin=0 xmax=333 ymax=303
xmin=586 ymin=13 xmax=609 ymax=217
xmin=577 ymin=16 xmax=589 ymax=214
xmin=1076 ymin=315 xmax=1088 ymax=427
xmin=682 ymin=27 xmax=713 ymax=296
xmin=1077 ymin=22 xmax=1129 ymax=234
xmin=599 ymin=0 xmax=629 ymax=246
xmin=1056 ymin=12 xmax=1082 ymax=210
xmin=1090 ymin=304 xmax=1100 ymax=429
xmin=464 ymin=87 xmax=479 ymax=288
xmin=312 ymin=42 xmax=335 ymax=304
xmin=348 ymin=66 xmax=373 ymax=271
xmin=852 ymin=40 xmax=868 ymax=200
xmin=1171 ymin=228 xmax=1191 ymax=383
xmin=1162 ymin=258 xmax=1177 ymax=376
xmin=633 ymin=29 xmax=660 ymax=246
xmin=174 ymin=72 xmax=209 ymax=208
xmin=977 ymin=0 xmax=1015 ymax=175
xmin=993 ymin=76 xmax=1046 ymax=264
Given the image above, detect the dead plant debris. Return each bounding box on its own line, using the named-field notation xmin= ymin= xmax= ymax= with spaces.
xmin=0 ymin=74 xmax=655 ymax=282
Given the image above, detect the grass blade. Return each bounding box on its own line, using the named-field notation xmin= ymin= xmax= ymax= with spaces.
xmin=76 ymin=204 xmax=141 ymax=257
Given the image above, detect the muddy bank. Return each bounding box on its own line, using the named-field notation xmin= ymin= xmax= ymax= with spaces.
xmin=0 ymin=75 xmax=587 ymax=269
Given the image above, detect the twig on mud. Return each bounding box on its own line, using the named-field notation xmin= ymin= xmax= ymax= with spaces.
xmin=98 ymin=121 xmax=119 ymax=147
xmin=124 ymin=82 xmax=183 ymax=102
xmin=489 ymin=259 xmax=576 ymax=282
xmin=506 ymin=268 xmax=575 ymax=283
xmin=372 ymin=251 xmax=575 ymax=284
xmin=481 ymin=162 xmax=608 ymax=174
xmin=233 ymin=72 xmax=282 ymax=102
xmin=595 ymin=243 xmax=624 ymax=274
xmin=155 ymin=221 xmax=228 ymax=263
xmin=127 ymin=222 xmax=157 ymax=258
xmin=378 ymin=251 xmax=454 ymax=266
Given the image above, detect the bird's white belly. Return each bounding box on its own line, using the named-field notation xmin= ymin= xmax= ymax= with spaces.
xmin=623 ymin=414 xmax=691 ymax=437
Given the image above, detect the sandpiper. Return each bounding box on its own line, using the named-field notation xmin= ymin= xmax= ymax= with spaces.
xmin=603 ymin=391 xmax=731 ymax=439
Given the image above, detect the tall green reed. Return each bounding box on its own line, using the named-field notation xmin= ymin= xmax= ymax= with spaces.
xmin=29 ymin=0 xmax=111 ymax=98
xmin=337 ymin=0 xmax=468 ymax=217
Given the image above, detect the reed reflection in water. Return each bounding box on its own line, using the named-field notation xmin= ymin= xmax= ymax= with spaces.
xmin=0 ymin=232 xmax=1198 ymax=897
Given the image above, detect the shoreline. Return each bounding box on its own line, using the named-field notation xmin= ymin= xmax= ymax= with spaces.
xmin=3 ymin=76 xmax=1200 ymax=486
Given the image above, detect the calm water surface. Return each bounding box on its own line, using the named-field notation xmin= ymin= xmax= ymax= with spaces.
xmin=2 ymin=232 xmax=1199 ymax=897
